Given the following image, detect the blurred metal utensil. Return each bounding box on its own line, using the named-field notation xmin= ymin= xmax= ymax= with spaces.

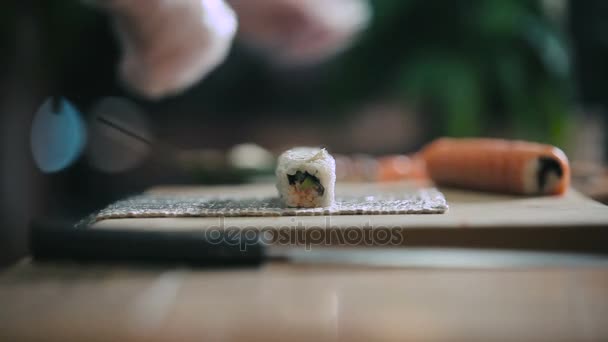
xmin=86 ymin=97 xmax=154 ymax=173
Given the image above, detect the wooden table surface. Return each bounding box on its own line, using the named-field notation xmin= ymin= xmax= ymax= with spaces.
xmin=1 ymin=260 xmax=608 ymax=341
xmin=2 ymin=185 xmax=608 ymax=341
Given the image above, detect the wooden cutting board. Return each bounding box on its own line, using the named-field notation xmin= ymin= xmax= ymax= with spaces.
xmin=92 ymin=182 xmax=608 ymax=252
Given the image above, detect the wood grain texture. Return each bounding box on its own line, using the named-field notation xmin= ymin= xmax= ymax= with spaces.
xmin=1 ymin=260 xmax=607 ymax=341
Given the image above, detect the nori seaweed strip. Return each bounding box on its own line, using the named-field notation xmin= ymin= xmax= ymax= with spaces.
xmin=287 ymin=171 xmax=325 ymax=196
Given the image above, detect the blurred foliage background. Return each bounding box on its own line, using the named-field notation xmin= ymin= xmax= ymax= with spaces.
xmin=329 ymin=0 xmax=572 ymax=142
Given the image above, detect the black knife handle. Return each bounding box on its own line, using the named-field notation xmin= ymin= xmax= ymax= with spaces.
xmin=29 ymin=221 xmax=267 ymax=267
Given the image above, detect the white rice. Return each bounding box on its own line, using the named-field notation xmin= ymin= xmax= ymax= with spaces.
xmin=276 ymin=147 xmax=336 ymax=208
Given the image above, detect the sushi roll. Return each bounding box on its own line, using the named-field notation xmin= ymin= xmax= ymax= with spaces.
xmin=421 ymin=138 xmax=570 ymax=195
xmin=276 ymin=148 xmax=336 ymax=208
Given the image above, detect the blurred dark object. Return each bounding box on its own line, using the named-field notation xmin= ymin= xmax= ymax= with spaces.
xmin=0 ymin=1 xmax=120 ymax=266
xmin=569 ymin=0 xmax=608 ymax=112
xmin=29 ymin=220 xmax=264 ymax=267
xmin=568 ymin=0 xmax=608 ymax=158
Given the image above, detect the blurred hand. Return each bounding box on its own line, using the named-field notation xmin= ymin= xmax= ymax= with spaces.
xmin=95 ymin=0 xmax=237 ymax=99
xmin=228 ymin=0 xmax=371 ymax=65
xmin=94 ymin=0 xmax=370 ymax=99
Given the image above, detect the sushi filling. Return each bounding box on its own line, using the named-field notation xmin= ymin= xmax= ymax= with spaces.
xmin=537 ymin=156 xmax=563 ymax=193
xmin=286 ymin=171 xmax=325 ymax=207
xmin=288 ymin=171 xmax=325 ymax=195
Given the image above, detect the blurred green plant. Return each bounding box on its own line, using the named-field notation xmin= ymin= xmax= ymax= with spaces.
xmin=325 ymin=0 xmax=573 ymax=145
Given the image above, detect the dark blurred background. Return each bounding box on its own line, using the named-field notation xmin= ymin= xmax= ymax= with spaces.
xmin=1 ymin=0 xmax=607 ymax=265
